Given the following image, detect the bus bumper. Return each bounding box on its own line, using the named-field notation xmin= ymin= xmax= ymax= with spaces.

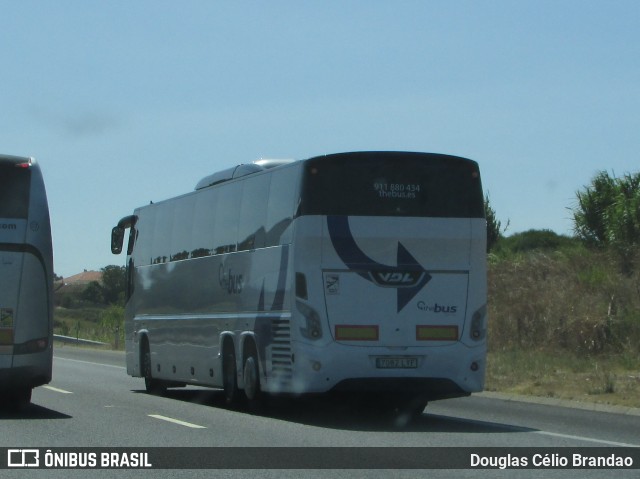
xmin=0 ymin=351 xmax=52 ymax=391
xmin=280 ymin=340 xmax=485 ymax=400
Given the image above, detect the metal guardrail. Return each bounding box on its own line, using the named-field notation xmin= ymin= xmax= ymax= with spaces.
xmin=53 ymin=334 xmax=108 ymax=347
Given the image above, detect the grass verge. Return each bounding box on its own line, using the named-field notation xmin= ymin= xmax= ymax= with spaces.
xmin=486 ymin=349 xmax=640 ymax=409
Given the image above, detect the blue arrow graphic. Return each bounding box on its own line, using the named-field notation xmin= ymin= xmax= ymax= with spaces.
xmin=327 ymin=216 xmax=431 ymax=312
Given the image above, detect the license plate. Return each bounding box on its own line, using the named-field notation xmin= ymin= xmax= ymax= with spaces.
xmin=375 ymin=357 xmax=418 ymax=369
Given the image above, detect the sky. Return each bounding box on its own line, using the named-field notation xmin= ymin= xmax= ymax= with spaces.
xmin=1 ymin=1 xmax=638 ymax=278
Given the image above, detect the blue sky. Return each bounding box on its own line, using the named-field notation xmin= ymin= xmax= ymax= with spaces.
xmin=1 ymin=1 xmax=638 ymax=278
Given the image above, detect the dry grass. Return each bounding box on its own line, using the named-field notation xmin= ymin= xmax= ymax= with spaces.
xmin=486 ymin=349 xmax=640 ymax=408
xmin=489 ymin=249 xmax=640 ymax=353
xmin=487 ymin=247 xmax=640 ymax=408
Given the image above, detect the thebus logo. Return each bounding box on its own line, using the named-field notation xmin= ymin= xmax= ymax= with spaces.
xmin=0 ymin=223 xmax=17 ymax=230
xmin=218 ymin=265 xmax=244 ymax=295
xmin=8 ymin=449 xmax=40 ymax=468
xmin=417 ymin=301 xmax=458 ymax=314
xmin=369 ymin=270 xmax=426 ymax=288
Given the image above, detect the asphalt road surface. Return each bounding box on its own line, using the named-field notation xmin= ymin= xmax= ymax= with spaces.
xmin=1 ymin=346 xmax=639 ymax=479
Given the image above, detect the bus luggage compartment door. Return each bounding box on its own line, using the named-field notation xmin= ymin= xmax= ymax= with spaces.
xmin=322 ymin=269 xmax=468 ymax=348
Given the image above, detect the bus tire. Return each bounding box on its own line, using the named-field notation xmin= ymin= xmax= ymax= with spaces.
xmin=391 ymin=396 xmax=428 ymax=427
xmin=4 ymin=387 xmax=32 ymax=411
xmin=142 ymin=339 xmax=166 ymax=396
xmin=242 ymin=342 xmax=262 ymax=407
xmin=223 ymin=344 xmax=240 ymax=406
xmin=404 ymin=396 xmax=428 ymax=419
xmin=364 ymin=393 xmax=427 ymax=426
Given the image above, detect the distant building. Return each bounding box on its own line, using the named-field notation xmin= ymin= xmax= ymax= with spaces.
xmin=54 ymin=270 xmax=103 ymax=307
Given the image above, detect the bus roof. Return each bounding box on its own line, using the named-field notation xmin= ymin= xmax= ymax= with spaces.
xmin=194 ymin=152 xmax=475 ymax=191
xmin=0 ymin=154 xmax=35 ymax=167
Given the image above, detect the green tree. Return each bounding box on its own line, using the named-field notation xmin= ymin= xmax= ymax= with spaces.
xmin=573 ymin=171 xmax=640 ymax=271
xmin=485 ymin=193 xmax=506 ymax=252
xmin=496 ymin=229 xmax=579 ymax=255
xmin=573 ymin=171 xmax=617 ymax=246
xmin=81 ymin=281 xmax=104 ymax=304
xmin=101 ymin=265 xmax=126 ymax=305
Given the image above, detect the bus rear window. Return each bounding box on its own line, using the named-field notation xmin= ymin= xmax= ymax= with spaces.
xmin=0 ymin=165 xmax=31 ymax=219
xmin=299 ymin=152 xmax=484 ymax=218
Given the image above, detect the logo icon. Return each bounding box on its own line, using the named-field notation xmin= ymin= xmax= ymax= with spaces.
xmin=327 ymin=216 xmax=431 ymax=312
xmin=417 ymin=301 xmax=458 ymax=314
xmin=325 ymin=274 xmax=340 ymax=294
xmin=8 ymin=449 xmax=40 ymax=468
xmin=369 ymin=270 xmax=426 ymax=288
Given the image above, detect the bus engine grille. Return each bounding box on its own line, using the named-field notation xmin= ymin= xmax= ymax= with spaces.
xmin=269 ymin=318 xmax=292 ymax=387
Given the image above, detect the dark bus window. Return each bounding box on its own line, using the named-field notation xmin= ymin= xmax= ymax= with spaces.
xmin=238 ymin=174 xmax=270 ymax=251
xmin=191 ymin=187 xmax=217 ymax=258
xmin=170 ymin=194 xmax=196 ymax=261
xmin=299 ymin=152 xmax=484 ymax=218
xmin=213 ymin=181 xmax=242 ymax=254
xmin=0 ymin=165 xmax=31 ymax=219
xmin=266 ymin=165 xmax=299 ymax=246
xmin=151 ymin=202 xmax=173 ymax=264
xmin=133 ymin=207 xmax=155 ymax=266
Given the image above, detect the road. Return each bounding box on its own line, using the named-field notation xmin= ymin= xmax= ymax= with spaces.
xmin=1 ymin=347 xmax=639 ymax=479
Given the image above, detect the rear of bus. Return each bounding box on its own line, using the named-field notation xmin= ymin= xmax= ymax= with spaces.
xmin=290 ymin=152 xmax=487 ymax=403
xmin=0 ymin=156 xmax=53 ymax=407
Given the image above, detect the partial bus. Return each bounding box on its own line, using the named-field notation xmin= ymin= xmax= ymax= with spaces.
xmin=111 ymin=151 xmax=487 ymax=417
xmin=0 ymin=155 xmax=54 ymax=409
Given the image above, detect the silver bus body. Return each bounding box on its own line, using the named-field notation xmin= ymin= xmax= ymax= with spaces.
xmin=0 ymin=155 xmax=54 ymax=407
xmin=113 ymin=152 xmax=487 ymax=412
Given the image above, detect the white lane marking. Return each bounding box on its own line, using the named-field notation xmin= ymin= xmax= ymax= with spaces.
xmin=148 ymin=414 xmax=207 ymax=429
xmin=534 ymin=430 xmax=639 ymax=447
xmin=43 ymin=385 xmax=73 ymax=394
xmin=54 ymin=356 xmax=126 ymax=370
xmin=445 ymin=414 xmax=640 ymax=447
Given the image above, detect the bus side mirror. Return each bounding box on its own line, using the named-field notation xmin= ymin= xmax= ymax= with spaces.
xmin=111 ymin=226 xmax=125 ymax=255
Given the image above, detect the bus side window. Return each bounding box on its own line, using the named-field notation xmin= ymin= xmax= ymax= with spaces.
xmin=134 ymin=209 xmax=154 ymax=266
xmin=126 ymin=257 xmax=135 ymax=301
xmin=151 ymin=203 xmax=172 ymax=264
xmin=238 ymin=174 xmax=270 ymax=251
xmin=213 ymin=181 xmax=241 ymax=254
xmin=126 ymin=226 xmax=137 ymax=256
xmin=266 ymin=167 xmax=298 ymax=246
xmin=170 ymin=195 xmax=195 ymax=261
xmin=192 ymin=188 xmax=216 ymax=258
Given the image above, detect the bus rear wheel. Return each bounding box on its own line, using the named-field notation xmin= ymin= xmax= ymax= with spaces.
xmin=389 ymin=395 xmax=428 ymax=427
xmin=243 ymin=341 xmax=265 ymax=410
xmin=142 ymin=340 xmax=166 ymax=395
xmin=363 ymin=393 xmax=428 ymax=425
xmin=243 ymin=354 xmax=260 ymax=401
xmin=2 ymin=387 xmax=32 ymax=411
xmin=223 ymin=346 xmax=240 ymax=406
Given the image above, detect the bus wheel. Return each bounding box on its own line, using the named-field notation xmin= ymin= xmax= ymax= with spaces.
xmin=5 ymin=388 xmax=32 ymax=411
xmin=142 ymin=340 xmax=166 ymax=396
xmin=365 ymin=394 xmax=427 ymax=426
xmin=223 ymin=346 xmax=240 ymax=406
xmin=243 ymin=350 xmax=261 ymax=406
xmin=392 ymin=396 xmax=428 ymax=427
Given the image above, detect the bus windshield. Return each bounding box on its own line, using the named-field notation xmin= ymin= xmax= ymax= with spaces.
xmin=0 ymin=164 xmax=31 ymax=219
xmin=299 ymin=152 xmax=484 ymax=218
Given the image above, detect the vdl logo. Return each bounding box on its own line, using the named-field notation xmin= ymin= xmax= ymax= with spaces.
xmin=369 ymin=270 xmax=426 ymax=288
xmin=8 ymin=449 xmax=40 ymax=468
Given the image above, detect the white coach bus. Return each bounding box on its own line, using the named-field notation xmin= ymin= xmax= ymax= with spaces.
xmin=0 ymin=155 xmax=53 ymax=409
xmin=111 ymin=151 xmax=487 ymax=416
